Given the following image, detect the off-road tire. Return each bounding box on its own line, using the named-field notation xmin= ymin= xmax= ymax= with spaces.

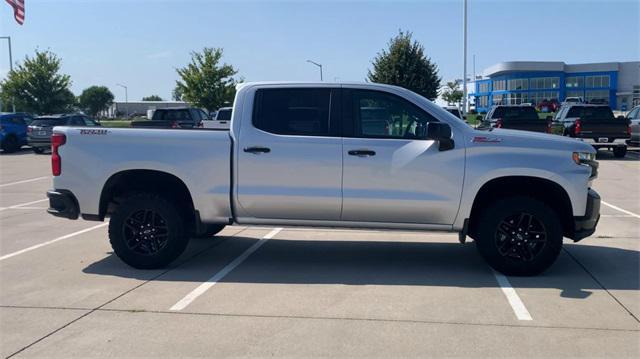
xmin=109 ymin=193 xmax=188 ymax=269
xmin=474 ymin=196 xmax=563 ymax=276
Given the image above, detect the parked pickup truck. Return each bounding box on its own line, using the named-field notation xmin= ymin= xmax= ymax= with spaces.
xmin=478 ymin=105 xmax=551 ymax=133
xmin=131 ymin=107 xmax=207 ymax=129
xmin=46 ymin=82 xmax=601 ymax=276
xmin=554 ymin=104 xmax=631 ymax=158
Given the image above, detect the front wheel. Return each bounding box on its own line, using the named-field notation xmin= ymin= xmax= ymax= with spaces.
xmin=474 ymin=197 xmax=563 ymax=276
xmin=613 ymin=146 xmax=627 ymax=158
xmin=109 ymin=193 xmax=189 ymax=269
xmin=1 ymin=136 xmax=20 ymax=153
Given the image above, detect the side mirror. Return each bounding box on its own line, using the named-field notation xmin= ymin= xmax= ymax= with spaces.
xmin=425 ymin=122 xmax=454 ymax=151
xmin=476 ymin=115 xmax=483 ymax=122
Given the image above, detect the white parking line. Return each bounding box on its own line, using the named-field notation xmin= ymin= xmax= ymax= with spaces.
xmin=170 ymin=227 xmax=283 ymax=311
xmin=492 ymin=270 xmax=532 ymax=321
xmin=0 ymin=198 xmax=48 ymax=212
xmin=0 ymin=176 xmax=50 ymax=188
xmin=0 ymin=223 xmax=108 ymax=262
xmin=601 ymin=201 xmax=640 ymax=219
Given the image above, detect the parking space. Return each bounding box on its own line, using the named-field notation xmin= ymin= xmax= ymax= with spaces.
xmin=0 ymin=149 xmax=638 ymax=357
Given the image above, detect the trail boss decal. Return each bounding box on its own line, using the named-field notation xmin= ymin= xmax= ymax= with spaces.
xmin=79 ymin=129 xmax=109 ymax=135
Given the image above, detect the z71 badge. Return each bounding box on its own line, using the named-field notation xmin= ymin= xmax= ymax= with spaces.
xmin=79 ymin=129 xmax=109 ymax=135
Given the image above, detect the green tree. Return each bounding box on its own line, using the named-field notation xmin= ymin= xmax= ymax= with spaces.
xmin=142 ymin=95 xmax=163 ymax=101
xmin=441 ymin=81 xmax=463 ymax=105
xmin=78 ymin=86 xmax=114 ymax=116
xmin=0 ymin=50 xmax=76 ymax=114
xmin=367 ymin=30 xmax=441 ymax=100
xmin=174 ymin=47 xmax=239 ymax=111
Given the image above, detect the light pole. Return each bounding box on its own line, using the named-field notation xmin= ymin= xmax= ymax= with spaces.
xmin=306 ymin=60 xmax=323 ymax=81
xmin=0 ymin=36 xmax=15 ymax=112
xmin=116 ymin=83 xmax=128 ymax=117
xmin=462 ymin=0 xmax=468 ymax=114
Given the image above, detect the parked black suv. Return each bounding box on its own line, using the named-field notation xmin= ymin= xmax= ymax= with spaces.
xmin=478 ymin=105 xmax=550 ymax=133
xmin=130 ymin=107 xmax=208 ymax=129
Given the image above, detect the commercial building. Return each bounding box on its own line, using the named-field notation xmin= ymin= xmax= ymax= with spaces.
xmin=473 ymin=61 xmax=640 ymax=112
xmin=102 ymin=100 xmax=188 ymax=118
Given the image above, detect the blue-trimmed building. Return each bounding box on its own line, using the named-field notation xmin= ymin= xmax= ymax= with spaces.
xmin=473 ymin=61 xmax=640 ymax=113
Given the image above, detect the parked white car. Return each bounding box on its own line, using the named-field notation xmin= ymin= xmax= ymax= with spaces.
xmin=46 ymin=82 xmax=600 ymax=276
xmin=202 ymin=107 xmax=231 ymax=129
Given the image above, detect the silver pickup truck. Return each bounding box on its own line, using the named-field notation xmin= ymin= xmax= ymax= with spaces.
xmin=46 ymin=82 xmax=601 ymax=276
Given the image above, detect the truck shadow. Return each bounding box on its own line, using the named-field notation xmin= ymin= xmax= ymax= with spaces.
xmin=83 ymin=236 xmax=639 ymax=299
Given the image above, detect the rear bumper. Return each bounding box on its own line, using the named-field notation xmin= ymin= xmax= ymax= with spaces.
xmin=47 ymin=190 xmax=79 ymax=219
xmin=572 ymin=188 xmax=600 ymax=241
xmin=28 ymin=138 xmax=51 ymax=148
xmin=580 ymin=138 xmax=628 ymax=146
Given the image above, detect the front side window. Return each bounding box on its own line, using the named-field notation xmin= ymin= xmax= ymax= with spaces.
xmin=349 ymin=90 xmax=437 ymax=139
xmin=253 ymin=88 xmax=331 ymax=136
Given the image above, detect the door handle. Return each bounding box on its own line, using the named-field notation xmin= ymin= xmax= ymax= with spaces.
xmin=348 ymin=149 xmax=376 ymax=157
xmin=244 ymin=146 xmax=271 ymax=154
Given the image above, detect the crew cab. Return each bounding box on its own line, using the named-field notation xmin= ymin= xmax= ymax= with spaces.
xmin=46 ymin=82 xmax=601 ymax=276
xmin=478 ymin=105 xmax=551 ymax=133
xmin=554 ymin=104 xmax=631 ymax=158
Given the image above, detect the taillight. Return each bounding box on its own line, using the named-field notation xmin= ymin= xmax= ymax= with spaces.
xmin=51 ymin=133 xmax=66 ymax=176
xmin=495 ymin=118 xmax=503 ymax=128
xmin=574 ymin=119 xmax=582 ymax=135
xmin=628 ymin=123 xmax=632 ymax=136
xmin=171 ymin=121 xmax=178 ymax=129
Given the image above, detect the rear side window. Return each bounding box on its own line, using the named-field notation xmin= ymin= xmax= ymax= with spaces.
xmin=217 ymin=109 xmax=232 ymax=122
xmin=253 ymin=88 xmax=331 ymax=136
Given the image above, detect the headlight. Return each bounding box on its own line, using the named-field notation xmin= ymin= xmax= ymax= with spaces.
xmin=572 ymin=152 xmax=595 ymax=165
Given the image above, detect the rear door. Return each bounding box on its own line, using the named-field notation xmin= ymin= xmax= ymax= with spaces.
xmin=235 ymin=87 xmax=343 ymax=221
xmin=340 ymin=88 xmax=464 ymax=225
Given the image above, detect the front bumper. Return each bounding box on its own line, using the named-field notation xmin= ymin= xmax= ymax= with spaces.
xmin=47 ymin=190 xmax=79 ymax=219
xmin=572 ymin=188 xmax=600 ymax=241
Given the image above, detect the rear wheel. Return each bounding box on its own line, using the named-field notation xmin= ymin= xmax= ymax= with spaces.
xmin=109 ymin=193 xmax=188 ymax=269
xmin=33 ymin=147 xmax=45 ymax=154
xmin=613 ymin=146 xmax=627 ymax=158
xmin=1 ymin=136 xmax=20 ymax=153
xmin=474 ymin=197 xmax=563 ymax=276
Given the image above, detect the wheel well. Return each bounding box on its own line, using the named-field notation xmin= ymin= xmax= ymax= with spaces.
xmin=468 ymin=176 xmax=574 ymax=239
xmin=99 ymin=170 xmax=196 ymax=231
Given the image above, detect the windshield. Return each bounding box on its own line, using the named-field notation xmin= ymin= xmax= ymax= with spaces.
xmin=31 ymin=118 xmax=67 ymax=126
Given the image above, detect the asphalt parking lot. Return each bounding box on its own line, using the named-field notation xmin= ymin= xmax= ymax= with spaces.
xmin=0 ymin=148 xmax=638 ymax=358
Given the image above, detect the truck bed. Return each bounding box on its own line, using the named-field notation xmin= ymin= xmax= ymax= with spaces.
xmin=52 ymin=127 xmax=233 ymax=223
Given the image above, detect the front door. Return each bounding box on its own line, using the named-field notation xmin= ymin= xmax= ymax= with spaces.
xmin=235 ymin=87 xmax=343 ymax=221
xmin=341 ymin=89 xmax=465 ymax=225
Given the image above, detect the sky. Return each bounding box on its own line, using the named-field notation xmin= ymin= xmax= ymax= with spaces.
xmin=1 ymin=0 xmax=639 ymax=102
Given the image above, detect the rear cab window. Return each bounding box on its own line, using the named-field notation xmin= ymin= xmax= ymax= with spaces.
xmin=567 ymin=106 xmax=614 ymax=121
xmin=492 ymin=107 xmax=538 ymax=121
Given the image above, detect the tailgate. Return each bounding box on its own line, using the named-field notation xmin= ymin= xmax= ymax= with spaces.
xmin=579 ymin=119 xmax=629 ymax=138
